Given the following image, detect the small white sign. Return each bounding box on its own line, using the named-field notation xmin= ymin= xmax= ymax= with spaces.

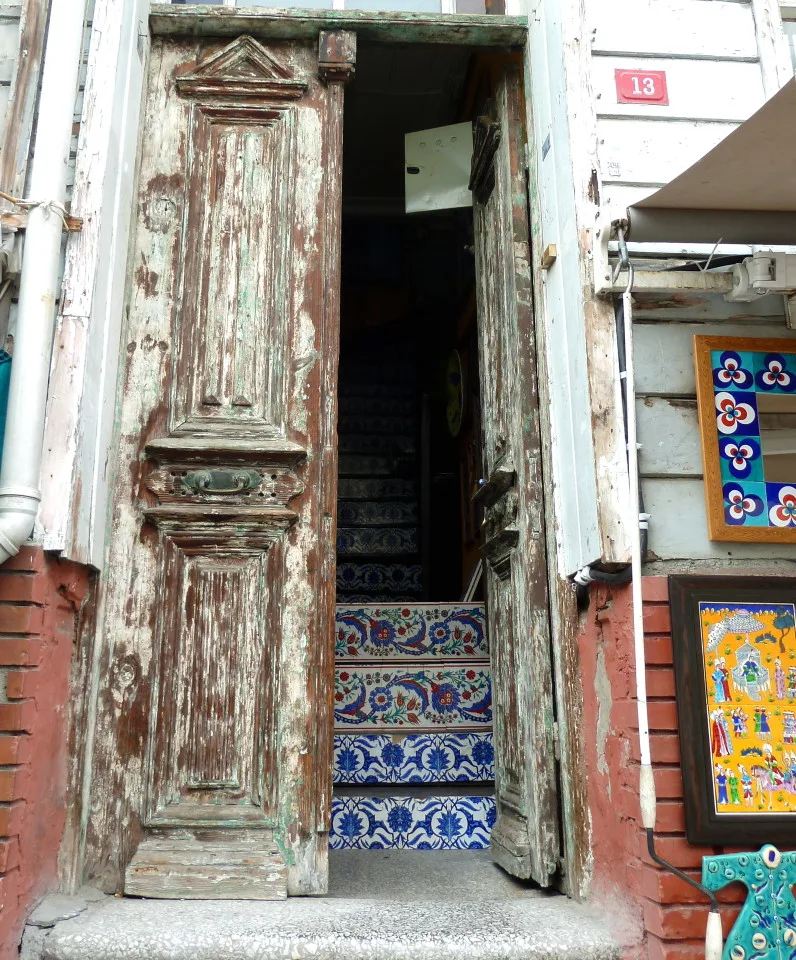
xmin=405 ymin=122 xmax=474 ymax=214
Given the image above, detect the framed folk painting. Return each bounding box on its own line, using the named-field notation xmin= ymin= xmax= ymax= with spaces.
xmin=670 ymin=575 xmax=796 ymax=843
xmin=694 ymin=336 xmax=796 ymax=542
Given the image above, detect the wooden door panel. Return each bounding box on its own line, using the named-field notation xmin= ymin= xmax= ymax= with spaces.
xmin=83 ymin=31 xmax=354 ymax=900
xmin=472 ymin=61 xmax=560 ymax=886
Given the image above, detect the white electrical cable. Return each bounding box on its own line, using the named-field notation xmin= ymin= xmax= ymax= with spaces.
xmin=619 ymin=239 xmax=723 ymax=960
xmin=619 ymin=253 xmax=656 ymax=826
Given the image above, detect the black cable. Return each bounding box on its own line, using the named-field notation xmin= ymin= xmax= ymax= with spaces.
xmin=646 ymin=828 xmax=719 ymax=913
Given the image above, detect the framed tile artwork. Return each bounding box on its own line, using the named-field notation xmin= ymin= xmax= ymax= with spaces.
xmin=694 ymin=336 xmax=796 ymax=542
xmin=670 ymin=575 xmax=796 ymax=843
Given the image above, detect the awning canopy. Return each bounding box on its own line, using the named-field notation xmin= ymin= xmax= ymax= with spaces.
xmin=627 ymin=77 xmax=796 ymax=245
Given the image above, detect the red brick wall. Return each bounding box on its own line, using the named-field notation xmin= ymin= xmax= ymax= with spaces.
xmin=0 ymin=548 xmax=90 ymax=960
xmin=579 ymin=576 xmax=745 ymax=960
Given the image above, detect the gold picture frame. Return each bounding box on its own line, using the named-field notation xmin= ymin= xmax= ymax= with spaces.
xmin=695 ymin=335 xmax=796 ymax=543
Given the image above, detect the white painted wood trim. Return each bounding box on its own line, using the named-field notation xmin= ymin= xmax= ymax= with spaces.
xmin=40 ymin=0 xmax=149 ymax=566
xmin=753 ymin=0 xmax=794 ymax=96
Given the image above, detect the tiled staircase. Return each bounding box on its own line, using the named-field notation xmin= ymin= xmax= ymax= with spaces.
xmin=330 ymin=603 xmax=495 ymax=850
xmin=335 ymin=345 xmax=422 ymax=606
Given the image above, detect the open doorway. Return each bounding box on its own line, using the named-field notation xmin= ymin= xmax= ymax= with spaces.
xmin=329 ymin=41 xmax=497 ymax=878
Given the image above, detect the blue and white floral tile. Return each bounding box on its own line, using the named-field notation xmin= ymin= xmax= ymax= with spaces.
xmin=337 ymin=455 xmax=393 ymax=477
xmin=723 ymin=481 xmax=768 ymax=527
xmin=714 ymin=390 xmax=758 ymax=436
xmin=338 ymin=434 xmax=416 ymax=456
xmin=712 ymin=350 xmax=757 ymax=391
xmin=330 ymin=795 xmax=495 ymax=850
xmin=334 ymin=665 xmax=492 ymax=731
xmin=336 ymin=527 xmax=419 ymax=555
xmin=337 ymin=415 xmax=414 ymax=436
xmin=337 ymin=502 xmax=419 ymax=526
xmin=711 ymin=350 xmax=796 ymax=394
xmin=333 ymin=733 xmax=495 ymax=784
xmin=335 ymin=604 xmax=488 ymax=659
xmin=336 ymin=564 xmax=423 ymax=596
xmin=337 ymin=478 xmax=417 ymax=500
xmin=719 ymin=435 xmax=763 ymax=484
xmin=766 ymin=483 xmax=796 ymax=527
xmin=755 ymin=352 xmax=796 ymax=392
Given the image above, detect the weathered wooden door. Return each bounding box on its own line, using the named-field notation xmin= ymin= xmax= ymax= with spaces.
xmin=82 ymin=30 xmax=355 ymax=899
xmin=471 ymin=61 xmax=560 ymax=886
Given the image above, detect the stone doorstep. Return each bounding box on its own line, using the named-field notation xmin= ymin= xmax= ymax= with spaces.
xmin=33 ymin=893 xmax=619 ymax=960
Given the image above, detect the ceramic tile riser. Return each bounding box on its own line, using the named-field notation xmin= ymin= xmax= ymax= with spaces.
xmin=331 ymin=603 xmax=494 ymax=850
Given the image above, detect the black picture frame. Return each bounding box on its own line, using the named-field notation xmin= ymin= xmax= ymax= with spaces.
xmin=669 ymin=574 xmax=796 ymax=844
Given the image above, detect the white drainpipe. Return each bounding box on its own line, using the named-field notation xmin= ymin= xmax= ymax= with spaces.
xmin=0 ymin=0 xmax=87 ymax=563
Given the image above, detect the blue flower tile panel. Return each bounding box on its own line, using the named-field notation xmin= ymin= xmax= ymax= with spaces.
xmin=723 ymin=482 xmax=768 ymax=527
xmin=715 ymin=390 xmax=758 ymax=437
xmin=335 ymin=604 xmax=488 ymax=659
xmin=337 ymin=478 xmax=417 ymax=501
xmin=338 ymin=397 xmax=416 ymax=419
xmin=334 ymin=665 xmax=492 ymax=731
xmin=755 ymin=352 xmax=796 ymax=392
xmin=719 ymin=436 xmax=763 ymax=483
xmin=712 ymin=350 xmax=756 ymax=392
xmin=337 ymin=415 xmax=414 ymax=436
xmin=338 ymin=434 xmax=416 ymax=456
xmin=330 ymin=795 xmax=495 ymax=850
xmin=766 ymin=483 xmax=796 ymax=527
xmin=336 ymin=564 xmax=422 ymax=596
xmin=336 ymin=527 xmax=419 ymax=555
xmin=337 ymin=502 xmax=419 ymax=526
xmin=333 ymin=733 xmax=495 ymax=784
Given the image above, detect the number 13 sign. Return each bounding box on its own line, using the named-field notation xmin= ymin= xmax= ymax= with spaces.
xmin=615 ymin=69 xmax=669 ymax=105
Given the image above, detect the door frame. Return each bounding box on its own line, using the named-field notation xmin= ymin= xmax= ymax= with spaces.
xmin=66 ymin=7 xmax=588 ymax=901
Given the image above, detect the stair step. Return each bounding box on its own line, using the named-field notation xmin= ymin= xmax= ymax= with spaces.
xmin=338 ymin=434 xmax=416 ymax=455
xmin=334 ymin=663 xmax=492 ymax=732
xmin=330 ymin=794 xmax=495 ymax=850
xmin=333 ymin=733 xmax=495 ymax=784
xmin=336 ymin=562 xmax=422 ymax=594
xmin=337 ymin=527 xmax=419 ymax=556
xmin=338 ymin=396 xmax=416 ymax=417
xmin=337 ymin=454 xmax=394 ymax=476
xmin=336 ymin=592 xmax=423 ymax=604
xmin=335 ymin=604 xmax=488 ymax=659
xmin=337 ymin=414 xmax=415 ymax=435
xmin=338 ymin=478 xmax=417 ymax=500
xmin=39 ymin=881 xmax=619 ymax=960
xmin=337 ymin=502 xmax=419 ymax=527
xmin=338 ymin=381 xmax=416 ymax=399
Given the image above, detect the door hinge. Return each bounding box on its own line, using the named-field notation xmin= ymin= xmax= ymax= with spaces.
xmin=552 ymin=720 xmax=561 ymax=761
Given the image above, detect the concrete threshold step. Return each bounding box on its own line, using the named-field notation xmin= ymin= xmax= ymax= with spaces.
xmin=35 ymin=885 xmax=618 ymax=960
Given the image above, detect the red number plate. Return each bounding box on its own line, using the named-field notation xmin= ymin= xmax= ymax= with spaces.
xmin=614 ymin=69 xmax=669 ymax=105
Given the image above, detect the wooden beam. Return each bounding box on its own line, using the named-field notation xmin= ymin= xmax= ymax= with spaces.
xmin=0 ymin=210 xmax=83 ymax=232
xmin=0 ymin=0 xmax=52 ymax=205
xmin=609 ymin=269 xmax=734 ymax=295
xmin=149 ymin=5 xmax=528 ymax=47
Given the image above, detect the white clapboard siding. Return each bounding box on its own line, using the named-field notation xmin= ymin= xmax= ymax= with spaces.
xmin=786 ymin=21 xmax=796 ymax=71
xmin=597 ymin=118 xmax=737 ymax=186
xmin=593 ymin=59 xmax=765 ymax=123
xmin=633 ymin=295 xmax=790 ymax=323
xmin=634 ymin=320 xmax=796 ymax=394
xmin=635 ymin=313 xmax=796 ymax=560
xmin=644 ymin=478 xmax=796 ymax=560
xmin=589 ymin=0 xmax=758 ymax=60
xmin=637 ymin=396 xmax=702 ymax=477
